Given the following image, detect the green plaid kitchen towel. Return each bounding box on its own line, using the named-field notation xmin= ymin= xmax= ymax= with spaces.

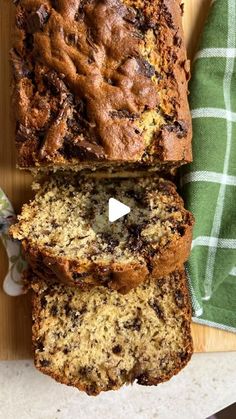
xmin=180 ymin=0 xmax=236 ymax=331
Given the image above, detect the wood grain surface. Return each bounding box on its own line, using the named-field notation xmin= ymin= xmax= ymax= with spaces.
xmin=0 ymin=0 xmax=236 ymax=360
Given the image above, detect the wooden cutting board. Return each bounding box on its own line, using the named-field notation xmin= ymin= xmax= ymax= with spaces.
xmin=1 ymin=0 xmax=236 ymax=360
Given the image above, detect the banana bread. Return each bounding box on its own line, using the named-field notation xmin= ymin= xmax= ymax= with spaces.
xmin=10 ymin=175 xmax=194 ymax=293
xmin=11 ymin=0 xmax=192 ymax=173
xmin=31 ymin=268 xmax=193 ymax=395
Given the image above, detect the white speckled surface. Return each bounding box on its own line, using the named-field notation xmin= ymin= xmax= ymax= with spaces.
xmin=0 ymin=353 xmax=235 ymax=419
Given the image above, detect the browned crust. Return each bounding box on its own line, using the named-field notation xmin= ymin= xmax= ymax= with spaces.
xmin=21 ymin=211 xmax=193 ymax=293
xmin=158 ymin=0 xmax=192 ymax=163
xmin=31 ymin=268 xmax=193 ymax=395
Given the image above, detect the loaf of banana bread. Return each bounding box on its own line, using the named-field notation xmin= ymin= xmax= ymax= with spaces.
xmin=11 ymin=0 xmax=192 ymax=173
xmin=31 ymin=268 xmax=193 ymax=395
xmin=10 ymin=175 xmax=194 ymax=293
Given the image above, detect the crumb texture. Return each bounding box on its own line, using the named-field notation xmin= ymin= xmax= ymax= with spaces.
xmin=31 ymin=268 xmax=193 ymax=395
xmin=12 ymin=0 xmax=192 ymax=170
xmin=10 ymin=175 xmax=194 ymax=291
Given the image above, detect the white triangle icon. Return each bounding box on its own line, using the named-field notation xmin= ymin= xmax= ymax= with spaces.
xmin=109 ymin=198 xmax=130 ymax=222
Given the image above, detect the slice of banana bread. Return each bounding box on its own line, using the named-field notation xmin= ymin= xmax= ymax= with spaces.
xmin=11 ymin=0 xmax=192 ymax=173
xmin=31 ymin=268 xmax=193 ymax=395
xmin=10 ymin=175 xmax=194 ymax=293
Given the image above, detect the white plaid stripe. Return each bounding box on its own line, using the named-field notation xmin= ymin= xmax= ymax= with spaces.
xmin=192 ymin=236 xmax=236 ymax=250
xmin=185 ymin=266 xmax=203 ymax=316
xmin=204 ymin=0 xmax=236 ymax=300
xmin=191 ymin=108 xmax=236 ymax=122
xmin=194 ymin=47 xmax=236 ymax=60
xmin=229 ymin=267 xmax=236 ymax=276
xmin=180 ymin=171 xmax=236 ymax=187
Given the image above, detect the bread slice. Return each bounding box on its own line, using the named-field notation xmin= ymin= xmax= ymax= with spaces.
xmin=10 ymin=175 xmax=194 ymax=293
xmin=31 ymin=268 xmax=193 ymax=395
xmin=11 ymin=0 xmax=192 ymax=173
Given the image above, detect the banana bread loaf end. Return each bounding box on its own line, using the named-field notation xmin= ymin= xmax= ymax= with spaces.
xmin=11 ymin=0 xmax=192 ymax=173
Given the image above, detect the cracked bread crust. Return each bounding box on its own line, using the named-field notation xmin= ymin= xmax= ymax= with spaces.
xmin=11 ymin=0 xmax=192 ymax=172
xmin=10 ymin=176 xmax=194 ymax=293
xmin=31 ymin=268 xmax=193 ymax=395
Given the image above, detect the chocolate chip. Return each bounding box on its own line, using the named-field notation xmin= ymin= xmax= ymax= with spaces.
xmin=137 ymin=373 xmax=149 ymax=385
xmin=129 ymin=239 xmax=143 ymax=252
xmin=108 ymin=378 xmax=117 ymax=387
xmin=63 ymin=348 xmax=69 ymax=354
xmin=36 ymin=339 xmax=44 ymax=352
xmin=173 ymin=34 xmax=182 ymax=48
xmin=87 ymin=383 xmax=98 ymax=395
xmin=40 ymin=296 xmax=47 ymax=309
xmin=128 ymin=224 xmax=143 ymax=237
xmin=15 ymin=9 xmax=26 ymax=30
xmin=174 ymin=290 xmax=185 ymax=308
xmin=131 ymin=9 xmax=157 ymax=32
xmin=51 ymin=0 xmax=58 ymax=10
xmin=51 ymin=220 xmax=59 ymax=228
xmin=79 ymin=366 xmax=92 ymax=376
xmin=146 ymin=259 xmax=154 ymax=274
xmin=75 ymin=0 xmax=93 ymax=21
xmin=179 ymin=351 xmax=189 ymax=362
xmin=124 ymin=316 xmax=142 ymax=331
xmin=43 ymin=71 xmax=67 ymax=96
xmin=110 ymin=110 xmax=139 ymax=120
xmin=27 ymin=5 xmax=50 ymax=33
xmin=120 ymin=369 xmax=127 ymax=378
xmin=136 ymin=58 xmax=155 ymax=78
xmin=24 ymin=34 xmax=34 ymax=51
xmin=64 ymin=303 xmax=71 ymax=316
xmin=10 ymin=49 xmax=31 ymax=81
xmin=62 ymin=139 xmax=105 ymax=161
xmin=50 ymin=304 xmax=58 ymax=317
xmin=148 ymin=299 xmax=165 ymax=320
xmin=166 ymin=120 xmax=187 ymax=139
xmin=177 ymin=226 xmax=185 ymax=237
xmin=88 ymin=53 xmax=95 ymax=64
xmin=127 ymin=223 xmax=149 ymax=252
xmin=166 ymin=205 xmax=178 ymax=214
xmin=163 ymin=5 xmax=175 ymax=29
xmin=112 ymin=344 xmax=122 ymax=354
xmin=100 ymin=233 xmax=119 ymax=252
xmin=40 ymin=359 xmax=50 ymax=367
xmin=78 ymin=140 xmax=105 ymax=159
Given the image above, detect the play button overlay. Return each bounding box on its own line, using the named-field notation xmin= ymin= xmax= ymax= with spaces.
xmin=108 ymin=198 xmax=130 ymax=222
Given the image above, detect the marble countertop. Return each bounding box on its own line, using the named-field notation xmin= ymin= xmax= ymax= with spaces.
xmin=0 ymin=353 xmax=235 ymax=419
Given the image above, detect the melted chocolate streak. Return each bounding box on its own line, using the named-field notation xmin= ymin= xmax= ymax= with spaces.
xmin=13 ymin=0 xmax=160 ymax=161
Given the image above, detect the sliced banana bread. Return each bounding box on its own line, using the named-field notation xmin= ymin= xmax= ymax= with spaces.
xmin=31 ymin=268 xmax=193 ymax=395
xmin=10 ymin=175 xmax=194 ymax=293
xmin=11 ymin=0 xmax=192 ymax=173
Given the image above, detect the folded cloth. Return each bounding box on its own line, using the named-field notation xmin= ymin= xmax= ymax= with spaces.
xmin=180 ymin=0 xmax=236 ymax=331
